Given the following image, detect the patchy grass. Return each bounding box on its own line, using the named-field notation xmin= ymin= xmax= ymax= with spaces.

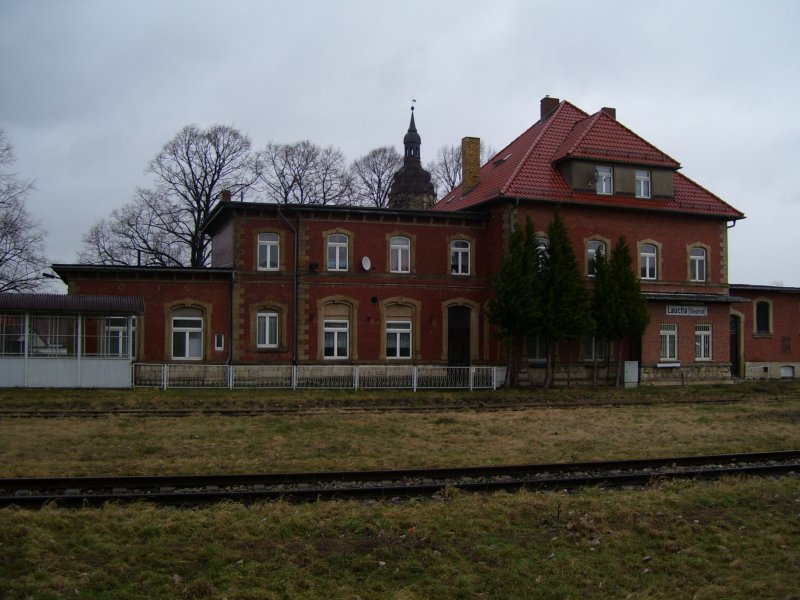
xmin=1 ymin=477 xmax=798 ymax=599
xmin=1 ymin=397 xmax=798 ymax=477
xmin=1 ymin=380 xmax=799 ymax=411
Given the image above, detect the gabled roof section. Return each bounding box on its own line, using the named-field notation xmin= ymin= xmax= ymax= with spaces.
xmin=434 ymin=99 xmax=743 ymax=220
xmin=552 ymin=110 xmax=680 ymax=168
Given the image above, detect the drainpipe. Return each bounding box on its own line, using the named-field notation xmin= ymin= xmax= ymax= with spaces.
xmin=277 ymin=205 xmax=299 ymax=366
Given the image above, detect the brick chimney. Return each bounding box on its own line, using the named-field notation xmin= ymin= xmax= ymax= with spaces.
xmin=600 ymin=106 xmax=617 ymax=120
xmin=220 ymin=189 xmax=232 ymax=202
xmin=540 ymin=96 xmax=560 ymax=120
xmin=461 ymin=137 xmax=481 ymax=194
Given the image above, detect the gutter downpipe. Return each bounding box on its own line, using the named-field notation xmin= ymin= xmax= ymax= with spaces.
xmin=277 ymin=205 xmax=299 ymax=367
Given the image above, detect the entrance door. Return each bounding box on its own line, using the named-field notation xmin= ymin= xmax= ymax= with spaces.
xmin=729 ymin=315 xmax=741 ymax=378
xmin=447 ymin=306 xmax=471 ymax=366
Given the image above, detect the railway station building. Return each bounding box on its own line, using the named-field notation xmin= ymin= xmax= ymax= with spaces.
xmin=16 ymin=96 xmax=800 ymax=387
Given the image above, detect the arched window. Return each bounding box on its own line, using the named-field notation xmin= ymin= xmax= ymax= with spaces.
xmin=587 ymin=240 xmax=606 ymax=277
xmin=256 ymin=311 xmax=279 ymax=348
xmin=327 ymin=234 xmax=348 ymax=271
xmin=640 ymin=243 xmax=658 ymax=280
xmin=689 ymin=247 xmax=707 ymax=282
xmin=450 ymin=240 xmax=470 ymax=275
xmin=390 ymin=236 xmax=411 ymax=273
xmin=172 ymin=307 xmax=203 ymax=360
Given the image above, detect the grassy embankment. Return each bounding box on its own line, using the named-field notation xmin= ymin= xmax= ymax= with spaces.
xmin=0 ymin=383 xmax=798 ymax=598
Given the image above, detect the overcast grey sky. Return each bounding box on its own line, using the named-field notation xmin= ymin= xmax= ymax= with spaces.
xmin=1 ymin=0 xmax=798 ymax=286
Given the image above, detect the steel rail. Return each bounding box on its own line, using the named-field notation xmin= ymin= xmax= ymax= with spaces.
xmin=2 ymin=450 xmax=798 ymax=508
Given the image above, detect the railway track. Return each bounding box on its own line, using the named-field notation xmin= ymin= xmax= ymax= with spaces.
xmin=0 ymin=395 xmax=766 ymax=419
xmin=2 ymin=450 xmax=798 ymax=508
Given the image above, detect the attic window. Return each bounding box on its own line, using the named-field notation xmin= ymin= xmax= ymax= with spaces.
xmin=493 ymin=154 xmax=512 ymax=167
xmin=595 ymin=166 xmax=613 ymax=195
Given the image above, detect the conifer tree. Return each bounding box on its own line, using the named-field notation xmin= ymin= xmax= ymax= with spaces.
xmin=486 ymin=217 xmax=540 ymax=386
xmin=608 ymin=236 xmax=650 ymax=385
xmin=540 ymin=208 xmax=594 ymax=388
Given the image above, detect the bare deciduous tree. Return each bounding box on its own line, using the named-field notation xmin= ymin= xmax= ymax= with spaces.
xmin=350 ymin=146 xmax=403 ymax=208
xmin=80 ymin=124 xmax=256 ymax=267
xmin=427 ymin=141 xmax=496 ymax=198
xmin=0 ymin=130 xmax=47 ymax=292
xmin=258 ymin=141 xmax=352 ymax=205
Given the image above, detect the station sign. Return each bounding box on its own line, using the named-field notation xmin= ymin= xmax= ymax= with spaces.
xmin=666 ymin=305 xmax=707 ymax=317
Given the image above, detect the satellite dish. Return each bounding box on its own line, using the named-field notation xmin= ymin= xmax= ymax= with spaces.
xmin=361 ymin=256 xmax=372 ymax=271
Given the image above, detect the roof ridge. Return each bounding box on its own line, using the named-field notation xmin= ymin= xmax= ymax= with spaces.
xmin=500 ymin=100 xmax=586 ymax=196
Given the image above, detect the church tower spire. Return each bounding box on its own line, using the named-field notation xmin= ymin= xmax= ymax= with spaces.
xmin=389 ymin=103 xmax=436 ymax=210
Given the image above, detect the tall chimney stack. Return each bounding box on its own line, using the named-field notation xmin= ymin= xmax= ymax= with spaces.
xmin=540 ymin=96 xmax=560 ymax=120
xmin=461 ymin=137 xmax=481 ymax=194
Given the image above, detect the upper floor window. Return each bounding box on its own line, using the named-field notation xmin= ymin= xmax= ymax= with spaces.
xmin=755 ymin=301 xmax=771 ymax=335
xmin=640 ymin=243 xmax=658 ymax=280
xmin=390 ymin=236 xmax=411 ymax=273
xmin=689 ymin=247 xmax=707 ymax=282
xmin=635 ymin=170 xmax=651 ymax=199
xmin=257 ymin=233 xmax=279 ymax=271
xmin=256 ymin=311 xmax=279 ymax=348
xmin=172 ymin=308 xmax=203 ymax=360
xmin=595 ymin=166 xmax=613 ymax=195
xmin=450 ymin=240 xmax=470 ymax=275
xmin=587 ymin=240 xmax=606 ymax=277
xmin=323 ymin=320 xmax=349 ymax=359
xmin=327 ymin=234 xmax=348 ymax=271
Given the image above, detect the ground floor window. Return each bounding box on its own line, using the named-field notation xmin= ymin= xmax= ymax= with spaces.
xmin=527 ymin=334 xmax=547 ymax=363
xmin=323 ymin=320 xmax=349 ymax=359
xmin=103 ymin=316 xmax=136 ymax=357
xmin=695 ymin=323 xmax=712 ymax=360
xmin=660 ymin=323 xmax=677 ymax=361
xmin=386 ymin=320 xmax=412 ymax=359
xmin=582 ymin=337 xmax=606 ymax=361
xmin=256 ymin=312 xmax=279 ymax=348
xmin=0 ymin=315 xmax=24 ymax=356
xmin=172 ymin=309 xmax=203 ymax=359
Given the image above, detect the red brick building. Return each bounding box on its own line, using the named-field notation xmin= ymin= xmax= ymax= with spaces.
xmin=51 ymin=96 xmax=772 ymax=386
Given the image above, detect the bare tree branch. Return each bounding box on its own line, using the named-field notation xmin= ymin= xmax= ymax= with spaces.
xmin=0 ymin=129 xmax=47 ymax=292
xmin=350 ymin=146 xmax=402 ymax=208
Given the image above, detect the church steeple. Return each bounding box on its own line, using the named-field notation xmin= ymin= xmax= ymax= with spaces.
xmin=389 ymin=103 xmax=436 ymax=210
xmin=403 ymin=105 xmax=422 ymax=164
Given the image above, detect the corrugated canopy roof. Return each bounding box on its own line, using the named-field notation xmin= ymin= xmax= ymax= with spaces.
xmin=0 ymin=294 xmax=145 ymax=315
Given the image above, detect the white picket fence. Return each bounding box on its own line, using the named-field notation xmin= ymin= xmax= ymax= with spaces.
xmin=132 ymin=363 xmax=505 ymax=391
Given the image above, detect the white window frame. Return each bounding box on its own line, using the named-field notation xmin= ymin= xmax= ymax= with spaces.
xmin=587 ymin=240 xmax=606 ymax=277
xmin=635 ymin=170 xmax=651 ymax=199
xmin=596 ymin=166 xmax=613 ymax=195
xmin=323 ymin=320 xmax=349 ymax=359
xmin=257 ymin=233 xmax=280 ymax=271
xmin=695 ymin=324 xmax=712 ymax=361
xmin=172 ymin=313 xmax=203 ymax=360
xmin=689 ymin=247 xmax=707 ymax=282
xmin=640 ymin=243 xmax=658 ymax=280
xmin=390 ymin=236 xmax=411 ymax=273
xmin=386 ymin=320 xmax=412 ymax=359
xmin=450 ymin=240 xmax=470 ymax=275
xmin=103 ymin=316 xmax=135 ymax=357
xmin=327 ymin=234 xmax=348 ymax=272
xmin=256 ymin=311 xmax=279 ymax=348
xmin=214 ymin=333 xmax=225 ymax=351
xmin=660 ymin=323 xmax=678 ymax=361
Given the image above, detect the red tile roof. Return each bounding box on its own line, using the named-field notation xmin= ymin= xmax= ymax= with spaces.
xmin=433 ymin=100 xmax=743 ymax=220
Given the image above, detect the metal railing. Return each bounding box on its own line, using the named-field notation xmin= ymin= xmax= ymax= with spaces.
xmin=132 ymin=363 xmax=504 ymax=391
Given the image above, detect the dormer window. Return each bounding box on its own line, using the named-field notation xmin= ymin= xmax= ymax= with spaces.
xmin=635 ymin=170 xmax=651 ymax=198
xmin=595 ymin=166 xmax=613 ymax=195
